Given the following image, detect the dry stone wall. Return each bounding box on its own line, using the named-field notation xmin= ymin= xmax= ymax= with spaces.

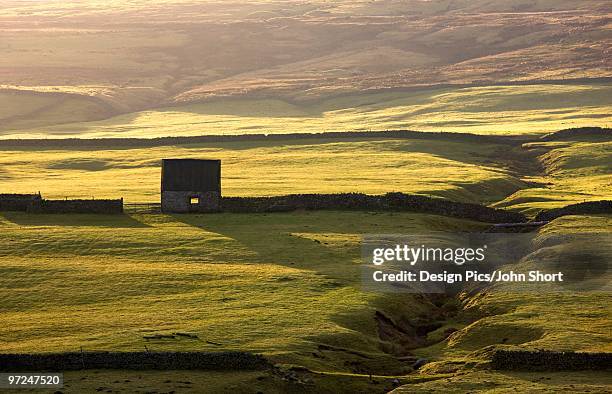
xmin=220 ymin=193 xmax=527 ymax=224
xmin=491 ymin=350 xmax=612 ymax=371
xmin=0 ymin=194 xmax=41 ymax=211
xmin=535 ymin=200 xmax=612 ymax=222
xmin=0 ymin=351 xmax=269 ymax=371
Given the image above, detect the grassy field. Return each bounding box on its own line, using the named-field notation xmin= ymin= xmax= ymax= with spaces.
xmin=0 ymin=132 xmax=610 ymax=392
xmin=2 ymin=84 xmax=610 ymax=138
xmin=393 ymin=370 xmax=612 ymax=393
xmin=1 ymin=133 xmax=609 ymax=211
xmin=401 ymin=213 xmax=612 ymax=393
xmin=1 ymin=212 xmax=609 ymax=393
xmin=0 ymin=137 xmax=529 ymax=204
xmin=1 ymin=0 xmax=609 ymax=143
xmin=1 ymin=0 xmax=610 ymax=392
xmin=493 ymin=136 xmax=612 ymax=214
xmin=0 ymin=210 xmax=483 ymax=367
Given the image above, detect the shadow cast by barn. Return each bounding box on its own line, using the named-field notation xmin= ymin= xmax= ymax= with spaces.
xmin=0 ymin=212 xmax=151 ymax=228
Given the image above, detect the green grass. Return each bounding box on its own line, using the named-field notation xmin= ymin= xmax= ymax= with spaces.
xmin=2 ymin=84 xmax=610 ymax=138
xmin=0 ymin=137 xmax=528 ymax=204
xmin=0 ymin=133 xmax=610 ymax=392
xmin=0 ymin=210 xmax=484 ymax=373
xmin=1 ymin=213 xmax=610 ymax=392
xmin=493 ymin=138 xmax=612 ymax=214
xmin=398 ymin=213 xmax=612 ymax=393
xmin=7 ymin=369 xmax=425 ymax=394
xmin=3 ymin=133 xmax=608 ymax=215
xmin=1 ymin=1 xmax=610 ymax=391
xmin=416 ymin=215 xmax=612 ymax=353
xmin=393 ymin=370 xmax=612 ymax=393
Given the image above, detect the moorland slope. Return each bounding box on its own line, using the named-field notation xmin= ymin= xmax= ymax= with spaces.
xmin=0 ymin=0 xmax=610 ymax=136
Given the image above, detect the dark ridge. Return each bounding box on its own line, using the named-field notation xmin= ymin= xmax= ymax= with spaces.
xmin=0 ymin=129 xmax=526 ymax=149
xmin=220 ymin=193 xmax=527 ymax=224
xmin=0 ymin=351 xmax=270 ymax=371
xmin=491 ymin=350 xmax=612 ymax=371
xmin=534 ymin=200 xmax=612 ymax=222
xmin=540 ymin=127 xmax=612 ymax=141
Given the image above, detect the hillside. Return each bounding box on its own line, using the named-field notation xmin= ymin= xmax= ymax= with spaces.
xmin=0 ymin=135 xmax=531 ymax=203
xmin=1 ymin=84 xmax=610 ymax=138
xmin=0 ymin=131 xmax=610 ymax=392
xmin=0 ymin=1 xmax=610 ymax=392
xmin=0 ymin=0 xmax=610 ymax=136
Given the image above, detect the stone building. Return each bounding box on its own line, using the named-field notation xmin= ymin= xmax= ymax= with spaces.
xmin=161 ymin=159 xmax=221 ymax=213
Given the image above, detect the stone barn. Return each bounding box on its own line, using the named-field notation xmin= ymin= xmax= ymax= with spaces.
xmin=161 ymin=159 xmax=221 ymax=213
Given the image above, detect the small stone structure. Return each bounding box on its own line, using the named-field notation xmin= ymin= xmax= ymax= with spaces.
xmin=161 ymin=159 xmax=221 ymax=213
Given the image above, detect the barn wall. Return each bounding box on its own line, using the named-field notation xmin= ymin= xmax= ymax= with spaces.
xmin=161 ymin=159 xmax=222 ymax=213
xmin=161 ymin=191 xmax=221 ymax=213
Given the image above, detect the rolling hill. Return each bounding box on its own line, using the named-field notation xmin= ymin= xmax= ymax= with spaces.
xmin=0 ymin=1 xmax=610 ymax=392
xmin=0 ymin=131 xmax=610 ymax=392
xmin=0 ymin=0 xmax=610 ymax=137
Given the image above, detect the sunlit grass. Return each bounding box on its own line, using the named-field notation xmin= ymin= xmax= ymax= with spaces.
xmin=492 ymin=139 xmax=612 ymax=214
xmin=0 ymin=132 xmax=610 ymax=391
xmin=0 ymin=210 xmax=481 ymax=374
xmin=2 ymin=84 xmax=610 ymax=138
xmin=0 ymin=138 xmax=527 ymax=203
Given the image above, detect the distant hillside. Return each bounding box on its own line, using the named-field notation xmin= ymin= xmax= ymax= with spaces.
xmin=1 ymin=84 xmax=610 ymax=138
xmin=0 ymin=0 xmax=609 ymax=135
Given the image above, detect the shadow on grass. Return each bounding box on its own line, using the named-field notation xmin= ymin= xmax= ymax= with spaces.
xmin=169 ymin=212 xmax=450 ymax=375
xmin=0 ymin=212 xmax=151 ymax=228
xmin=170 ymin=212 xmax=354 ymax=276
xmin=170 ymin=212 xmax=379 ymax=350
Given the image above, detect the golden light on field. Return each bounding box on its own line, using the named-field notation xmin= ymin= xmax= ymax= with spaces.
xmin=0 ymin=1 xmax=610 ymax=392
